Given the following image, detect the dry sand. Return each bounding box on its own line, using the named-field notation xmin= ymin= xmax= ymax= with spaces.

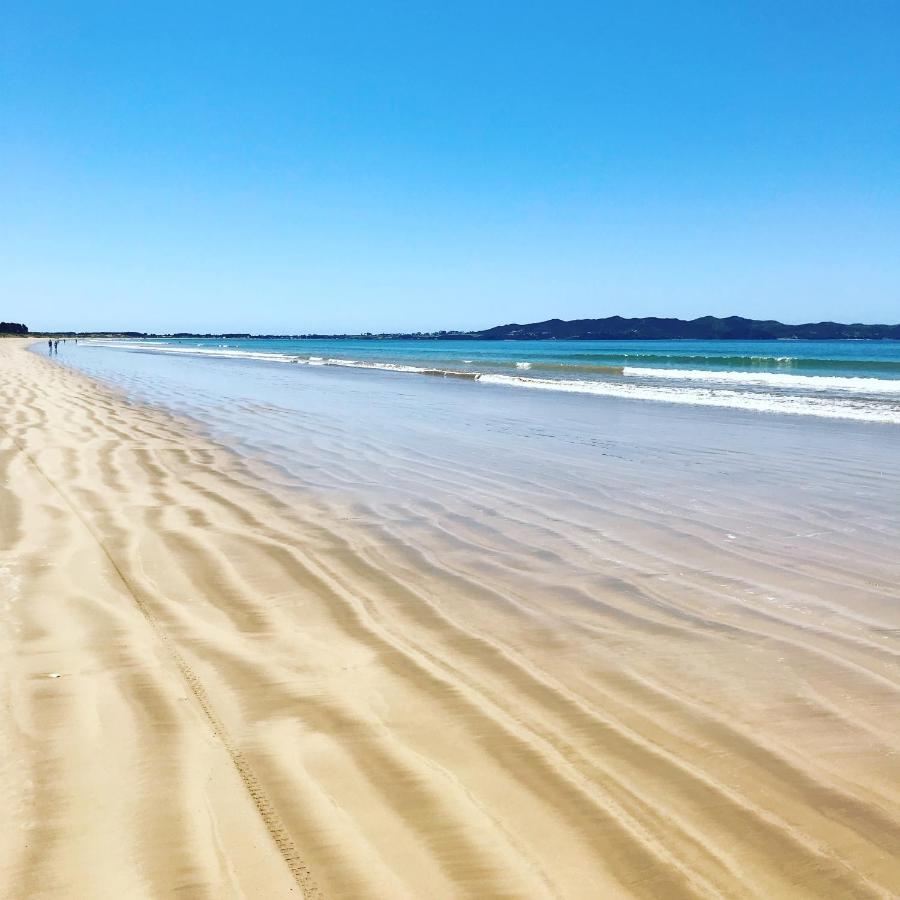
xmin=1 ymin=339 xmax=899 ymax=898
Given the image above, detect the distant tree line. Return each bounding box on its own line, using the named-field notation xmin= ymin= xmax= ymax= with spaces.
xmin=0 ymin=322 xmax=28 ymax=334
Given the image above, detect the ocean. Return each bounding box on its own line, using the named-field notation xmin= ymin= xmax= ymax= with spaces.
xmin=74 ymin=337 xmax=900 ymax=423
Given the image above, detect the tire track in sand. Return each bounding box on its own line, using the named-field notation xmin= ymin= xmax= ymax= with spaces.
xmin=2 ymin=426 xmax=322 ymax=899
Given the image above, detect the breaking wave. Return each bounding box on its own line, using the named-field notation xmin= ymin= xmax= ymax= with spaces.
xmin=82 ymin=340 xmax=900 ymax=423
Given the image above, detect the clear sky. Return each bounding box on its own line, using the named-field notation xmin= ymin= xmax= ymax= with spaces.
xmin=2 ymin=1 xmax=898 ymax=333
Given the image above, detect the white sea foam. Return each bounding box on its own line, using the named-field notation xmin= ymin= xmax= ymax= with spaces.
xmin=322 ymin=358 xmax=428 ymax=373
xmin=86 ymin=341 xmax=456 ymax=375
xmin=623 ymin=367 xmax=900 ymax=394
xmin=85 ymin=341 xmax=298 ymax=363
xmin=516 ymin=361 xmax=532 ymax=369
xmin=476 ymin=374 xmax=900 ymax=423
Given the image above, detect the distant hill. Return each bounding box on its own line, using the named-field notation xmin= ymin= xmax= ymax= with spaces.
xmin=472 ymin=316 xmax=900 ymax=341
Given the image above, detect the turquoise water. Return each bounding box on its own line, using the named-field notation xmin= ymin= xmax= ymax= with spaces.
xmin=119 ymin=337 xmax=900 ymax=377
xmin=77 ymin=337 xmax=900 ymax=423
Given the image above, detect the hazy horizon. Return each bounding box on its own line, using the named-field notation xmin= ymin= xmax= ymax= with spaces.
xmin=17 ymin=309 xmax=900 ymax=335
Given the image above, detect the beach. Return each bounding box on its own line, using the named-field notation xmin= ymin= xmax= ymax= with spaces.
xmin=2 ymin=337 xmax=900 ymax=898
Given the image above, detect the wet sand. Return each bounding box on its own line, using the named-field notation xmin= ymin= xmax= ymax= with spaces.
xmin=2 ymin=339 xmax=900 ymax=898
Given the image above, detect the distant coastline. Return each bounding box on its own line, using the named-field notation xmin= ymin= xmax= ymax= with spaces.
xmin=14 ymin=314 xmax=900 ymax=341
xmin=470 ymin=315 xmax=900 ymax=341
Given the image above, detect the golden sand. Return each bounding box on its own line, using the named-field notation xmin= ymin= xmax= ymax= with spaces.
xmin=1 ymin=340 xmax=899 ymax=898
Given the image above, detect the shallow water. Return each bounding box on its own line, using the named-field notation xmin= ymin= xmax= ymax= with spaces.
xmin=51 ymin=339 xmax=900 ymax=531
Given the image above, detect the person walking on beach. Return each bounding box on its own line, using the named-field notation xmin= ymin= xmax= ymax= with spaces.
xmin=47 ymin=339 xmax=52 ymax=354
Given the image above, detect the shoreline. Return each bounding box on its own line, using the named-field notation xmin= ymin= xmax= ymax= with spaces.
xmin=3 ymin=339 xmax=900 ymax=897
xmin=68 ymin=336 xmax=900 ymax=425
xmin=1 ymin=340 xmax=307 ymax=897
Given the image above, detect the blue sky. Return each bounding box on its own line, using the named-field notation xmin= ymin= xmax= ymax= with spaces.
xmin=2 ymin=1 xmax=898 ymax=332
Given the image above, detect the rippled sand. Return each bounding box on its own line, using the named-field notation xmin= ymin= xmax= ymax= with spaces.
xmin=2 ymin=339 xmax=900 ymax=898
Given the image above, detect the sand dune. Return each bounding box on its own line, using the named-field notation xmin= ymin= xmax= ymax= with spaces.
xmin=2 ymin=339 xmax=899 ymax=898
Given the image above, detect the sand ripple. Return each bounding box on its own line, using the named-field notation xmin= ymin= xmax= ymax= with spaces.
xmin=1 ymin=340 xmax=899 ymax=898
